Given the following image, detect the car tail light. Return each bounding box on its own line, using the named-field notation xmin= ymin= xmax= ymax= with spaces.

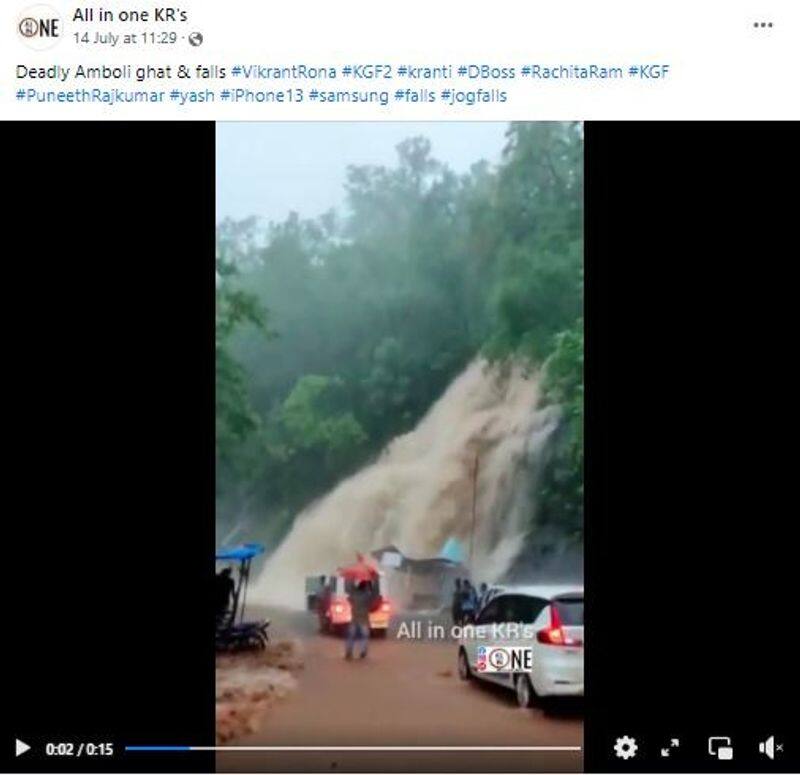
xmin=536 ymin=604 xmax=582 ymax=646
xmin=380 ymin=599 xmax=391 ymax=613
xmin=330 ymin=597 xmax=352 ymax=619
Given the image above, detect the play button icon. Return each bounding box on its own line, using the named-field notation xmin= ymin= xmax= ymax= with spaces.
xmin=16 ymin=739 xmax=31 ymax=757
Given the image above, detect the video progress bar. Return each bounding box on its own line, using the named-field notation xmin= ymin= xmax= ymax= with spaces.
xmin=126 ymin=745 xmax=582 ymax=752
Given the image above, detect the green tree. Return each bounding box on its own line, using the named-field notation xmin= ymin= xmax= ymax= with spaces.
xmin=537 ymin=319 xmax=584 ymax=541
xmin=215 ymin=255 xmax=270 ymax=464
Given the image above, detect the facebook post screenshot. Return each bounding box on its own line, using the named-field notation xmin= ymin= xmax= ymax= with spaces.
xmin=2 ymin=1 xmax=798 ymax=774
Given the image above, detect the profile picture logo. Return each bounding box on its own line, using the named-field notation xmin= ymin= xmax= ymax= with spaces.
xmin=19 ymin=17 xmax=39 ymax=36
xmin=17 ymin=5 xmax=63 ymax=50
xmin=488 ymin=647 xmax=510 ymax=671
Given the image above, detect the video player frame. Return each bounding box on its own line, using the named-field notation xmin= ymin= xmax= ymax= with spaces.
xmin=212 ymin=121 xmax=584 ymax=772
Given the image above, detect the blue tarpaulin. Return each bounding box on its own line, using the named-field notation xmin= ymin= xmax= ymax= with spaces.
xmin=439 ymin=537 xmax=465 ymax=563
xmin=216 ymin=542 xmax=265 ymax=561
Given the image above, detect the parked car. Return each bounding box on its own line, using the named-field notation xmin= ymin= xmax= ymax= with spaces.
xmin=305 ymin=572 xmax=392 ymax=637
xmin=457 ymin=584 xmax=583 ymax=707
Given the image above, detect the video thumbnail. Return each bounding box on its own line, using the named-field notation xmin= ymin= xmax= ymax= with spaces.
xmin=214 ymin=122 xmax=583 ymax=772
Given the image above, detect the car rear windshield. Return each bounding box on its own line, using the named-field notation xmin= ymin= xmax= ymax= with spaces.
xmin=553 ymin=597 xmax=584 ymax=625
xmin=499 ymin=595 xmax=547 ymax=623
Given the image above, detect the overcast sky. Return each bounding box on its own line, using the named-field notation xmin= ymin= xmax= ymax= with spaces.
xmin=216 ymin=122 xmax=509 ymax=224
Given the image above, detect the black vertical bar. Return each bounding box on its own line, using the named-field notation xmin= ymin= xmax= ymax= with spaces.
xmin=584 ymin=121 xmax=800 ymax=773
xmin=3 ymin=121 xmax=216 ymax=774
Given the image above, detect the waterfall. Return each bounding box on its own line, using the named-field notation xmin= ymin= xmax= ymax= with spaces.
xmin=252 ymin=359 xmax=559 ymax=608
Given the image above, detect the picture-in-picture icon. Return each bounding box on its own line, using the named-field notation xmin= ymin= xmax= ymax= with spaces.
xmin=708 ymin=736 xmax=734 ymax=760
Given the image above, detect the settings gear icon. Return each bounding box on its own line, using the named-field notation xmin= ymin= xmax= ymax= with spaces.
xmin=614 ymin=736 xmax=639 ymax=760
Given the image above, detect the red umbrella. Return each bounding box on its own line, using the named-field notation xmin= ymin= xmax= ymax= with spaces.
xmin=338 ymin=553 xmax=378 ymax=582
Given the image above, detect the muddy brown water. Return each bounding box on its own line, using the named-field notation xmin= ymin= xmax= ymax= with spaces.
xmin=217 ymin=607 xmax=582 ymax=772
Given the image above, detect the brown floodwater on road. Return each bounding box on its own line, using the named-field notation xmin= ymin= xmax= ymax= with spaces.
xmin=217 ymin=607 xmax=582 ymax=772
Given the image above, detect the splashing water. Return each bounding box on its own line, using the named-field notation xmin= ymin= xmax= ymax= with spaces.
xmin=252 ymin=359 xmax=559 ymax=608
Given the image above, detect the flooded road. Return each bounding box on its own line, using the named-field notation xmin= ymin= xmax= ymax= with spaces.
xmin=218 ymin=608 xmax=582 ymax=772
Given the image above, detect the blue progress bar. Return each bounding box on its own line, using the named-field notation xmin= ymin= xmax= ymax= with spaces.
xmin=125 ymin=746 xmax=192 ymax=751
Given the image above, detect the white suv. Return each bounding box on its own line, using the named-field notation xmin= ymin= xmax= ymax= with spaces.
xmin=457 ymin=585 xmax=584 ymax=708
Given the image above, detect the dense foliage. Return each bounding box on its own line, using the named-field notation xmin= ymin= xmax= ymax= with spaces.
xmin=216 ymin=122 xmax=583 ymax=554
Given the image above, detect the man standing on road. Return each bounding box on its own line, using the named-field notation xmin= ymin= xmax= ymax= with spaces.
xmin=345 ymin=579 xmax=376 ymax=660
xmin=451 ymin=578 xmax=463 ymax=625
xmin=461 ymin=580 xmax=478 ymax=624
xmin=216 ymin=567 xmax=235 ymax=623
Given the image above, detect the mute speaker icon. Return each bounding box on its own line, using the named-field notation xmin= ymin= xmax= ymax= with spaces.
xmin=759 ymin=735 xmax=779 ymax=760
